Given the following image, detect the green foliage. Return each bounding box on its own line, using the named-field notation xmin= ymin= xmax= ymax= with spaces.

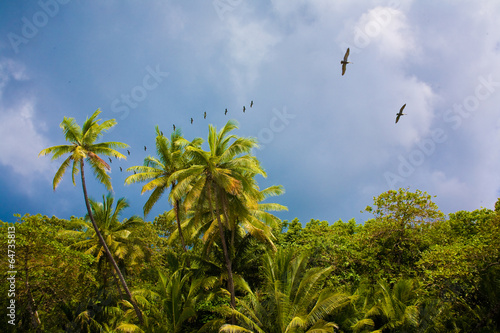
xmin=222 ymin=248 xmax=352 ymax=332
xmin=0 ymin=214 xmax=97 ymax=332
xmin=359 ymin=188 xmax=444 ymax=279
xmin=24 ymin=108 xmax=500 ymax=333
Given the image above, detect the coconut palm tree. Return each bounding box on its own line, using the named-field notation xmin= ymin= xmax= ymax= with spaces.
xmin=125 ymin=126 xmax=202 ymax=254
xmin=197 ymin=183 xmax=287 ymax=273
xmin=169 ymin=120 xmax=264 ymax=311
xmin=38 ymin=109 xmax=143 ymax=323
xmin=60 ymin=193 xmax=148 ymax=293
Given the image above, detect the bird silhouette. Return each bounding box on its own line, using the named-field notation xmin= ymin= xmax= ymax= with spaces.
xmin=341 ymin=48 xmax=352 ymax=76
xmin=395 ymin=104 xmax=407 ymax=124
xmin=173 ymin=124 xmax=176 ymax=131
xmin=144 ymin=146 xmax=147 ymax=151
xmin=243 ymin=106 xmax=246 ymax=113
xmin=108 ymin=157 xmax=112 ymax=163
xmin=127 ymin=150 xmax=130 ymax=156
xmin=204 ymin=111 xmax=206 ymax=119
xmin=250 ymin=100 xmax=253 ymax=107
xmin=225 ymin=108 xmax=228 ymax=115
xmin=191 ymin=118 xmax=193 ymax=124
xmin=119 ymin=167 xmax=122 ymax=172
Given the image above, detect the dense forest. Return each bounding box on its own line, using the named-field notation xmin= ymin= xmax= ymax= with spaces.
xmin=1 ymin=111 xmax=499 ymax=332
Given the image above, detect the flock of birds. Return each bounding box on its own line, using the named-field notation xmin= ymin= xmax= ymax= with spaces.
xmin=112 ymin=49 xmax=406 ymax=174
xmin=341 ymin=48 xmax=407 ymax=124
xmin=113 ymin=100 xmax=255 ymax=172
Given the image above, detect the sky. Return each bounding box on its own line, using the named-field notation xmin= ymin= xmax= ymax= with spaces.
xmin=1 ymin=0 xmax=499 ymax=225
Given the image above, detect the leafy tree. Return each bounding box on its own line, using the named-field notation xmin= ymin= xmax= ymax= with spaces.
xmin=276 ymin=218 xmax=363 ymax=288
xmin=362 ymin=188 xmax=444 ymax=279
xmin=0 ymin=215 xmax=96 ymax=332
xmin=417 ymin=207 xmax=500 ymax=331
xmin=38 ymin=109 xmax=143 ymax=322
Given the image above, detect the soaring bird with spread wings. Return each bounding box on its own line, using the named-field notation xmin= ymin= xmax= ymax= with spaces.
xmin=395 ymin=104 xmax=406 ymax=123
xmin=341 ymin=48 xmax=352 ymax=76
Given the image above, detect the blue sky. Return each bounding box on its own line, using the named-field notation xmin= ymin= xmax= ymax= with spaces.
xmin=1 ymin=0 xmax=499 ymax=224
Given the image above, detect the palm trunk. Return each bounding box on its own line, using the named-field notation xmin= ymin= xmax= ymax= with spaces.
xmin=109 ymin=263 xmax=125 ymax=300
xmin=223 ymin=195 xmax=235 ymax=258
xmin=80 ymin=160 xmax=143 ymax=324
xmin=207 ymin=181 xmax=236 ymax=314
xmin=175 ymin=198 xmax=191 ymax=268
xmin=172 ymin=184 xmax=190 ymax=267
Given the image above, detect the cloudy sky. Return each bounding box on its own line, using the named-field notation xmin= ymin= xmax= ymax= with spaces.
xmin=1 ymin=0 xmax=499 ymax=224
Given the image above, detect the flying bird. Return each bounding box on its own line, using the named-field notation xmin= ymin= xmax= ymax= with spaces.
xmin=341 ymin=48 xmax=352 ymax=76
xmin=127 ymin=150 xmax=130 ymax=156
xmin=204 ymin=111 xmax=206 ymax=119
xmin=395 ymin=104 xmax=407 ymax=124
xmin=119 ymin=167 xmax=122 ymax=172
xmin=144 ymin=146 xmax=147 ymax=151
xmin=191 ymin=118 xmax=193 ymax=124
xmin=250 ymin=100 xmax=253 ymax=107
xmin=225 ymin=108 xmax=228 ymax=115
xmin=243 ymin=106 xmax=246 ymax=113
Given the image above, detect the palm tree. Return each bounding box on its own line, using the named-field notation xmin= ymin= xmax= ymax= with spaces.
xmin=60 ymin=193 xmax=148 ymax=293
xmin=169 ymin=120 xmax=264 ymax=311
xmin=220 ymin=248 xmax=352 ymax=332
xmin=133 ymin=267 xmax=218 ymax=333
xmin=125 ymin=126 xmax=202 ymax=254
xmin=196 ymin=184 xmax=287 ymax=277
xmin=351 ymin=279 xmax=420 ymax=333
xmin=38 ymin=109 xmax=143 ymax=323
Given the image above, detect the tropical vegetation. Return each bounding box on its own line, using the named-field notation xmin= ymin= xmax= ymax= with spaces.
xmin=1 ymin=111 xmax=499 ymax=332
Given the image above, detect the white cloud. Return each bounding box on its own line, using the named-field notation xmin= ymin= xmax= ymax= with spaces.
xmin=0 ymin=59 xmax=28 ymax=99
xmin=224 ymin=18 xmax=280 ymax=92
xmin=0 ymin=59 xmax=53 ymax=189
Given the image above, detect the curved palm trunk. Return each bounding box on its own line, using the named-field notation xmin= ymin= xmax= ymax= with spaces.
xmin=80 ymin=160 xmax=143 ymax=324
xmin=207 ymin=181 xmax=236 ymax=314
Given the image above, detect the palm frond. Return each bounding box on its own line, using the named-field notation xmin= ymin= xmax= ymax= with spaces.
xmin=52 ymin=155 xmax=73 ymax=190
